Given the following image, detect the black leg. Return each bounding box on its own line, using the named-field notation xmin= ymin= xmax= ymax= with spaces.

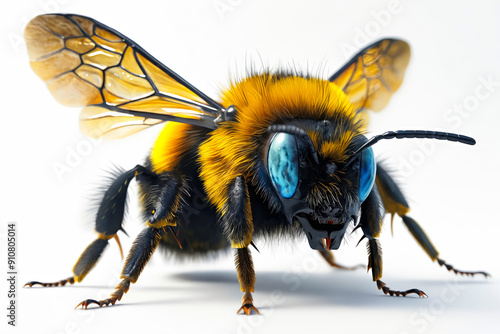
xmin=136 ymin=169 xmax=186 ymax=229
xmin=361 ymin=187 xmax=427 ymax=297
xmin=74 ymin=166 xmax=188 ymax=309
xmin=24 ymin=165 xmax=144 ymax=288
xmin=75 ymin=227 xmax=162 ymax=309
xmin=367 ymin=239 xmax=426 ymax=297
xmin=220 ymin=176 xmax=259 ymax=314
xmin=235 ymin=247 xmax=259 ymax=315
xmin=222 ymin=176 xmax=254 ymax=248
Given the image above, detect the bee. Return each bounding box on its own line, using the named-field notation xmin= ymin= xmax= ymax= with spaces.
xmin=23 ymin=14 xmax=489 ymax=315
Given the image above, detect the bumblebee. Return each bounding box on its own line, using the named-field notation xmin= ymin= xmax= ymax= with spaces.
xmin=23 ymin=14 xmax=488 ymax=315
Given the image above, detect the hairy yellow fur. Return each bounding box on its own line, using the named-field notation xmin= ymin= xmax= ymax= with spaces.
xmin=199 ymin=73 xmax=362 ymax=229
xmin=316 ymin=130 xmax=356 ymax=164
xmin=150 ymin=122 xmax=196 ymax=173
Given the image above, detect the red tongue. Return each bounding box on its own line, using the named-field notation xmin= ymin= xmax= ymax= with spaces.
xmin=326 ymin=220 xmax=334 ymax=249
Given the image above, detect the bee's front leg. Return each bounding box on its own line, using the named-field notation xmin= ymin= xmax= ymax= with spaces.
xmin=367 ymin=238 xmax=427 ymax=297
xmin=221 ymin=176 xmax=259 ymax=315
xmin=361 ymin=186 xmax=427 ymax=297
xmin=235 ymin=247 xmax=259 ymax=315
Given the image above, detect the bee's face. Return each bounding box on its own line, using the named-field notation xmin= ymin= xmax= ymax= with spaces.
xmin=265 ymin=127 xmax=376 ymax=250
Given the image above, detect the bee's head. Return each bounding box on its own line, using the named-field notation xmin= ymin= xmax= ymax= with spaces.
xmin=264 ymin=122 xmax=475 ymax=251
xmin=264 ymin=121 xmax=374 ymax=250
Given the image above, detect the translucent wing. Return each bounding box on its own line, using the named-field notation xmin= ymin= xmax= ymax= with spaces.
xmin=329 ymin=39 xmax=410 ymax=112
xmin=24 ymin=14 xmax=223 ymax=139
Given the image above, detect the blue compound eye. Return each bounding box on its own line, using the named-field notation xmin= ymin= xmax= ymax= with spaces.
xmin=267 ymin=133 xmax=299 ymax=199
xmin=359 ymin=147 xmax=376 ymax=202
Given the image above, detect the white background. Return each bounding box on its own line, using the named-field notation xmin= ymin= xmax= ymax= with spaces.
xmin=1 ymin=0 xmax=500 ymax=333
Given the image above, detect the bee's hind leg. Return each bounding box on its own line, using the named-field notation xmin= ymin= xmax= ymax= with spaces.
xmin=76 ymin=169 xmax=186 ymax=308
xmin=375 ymin=163 xmax=490 ymax=277
xmin=24 ymin=165 xmax=147 ymax=288
xmin=75 ymin=226 xmax=163 ymax=309
xmin=318 ymin=250 xmax=364 ymax=270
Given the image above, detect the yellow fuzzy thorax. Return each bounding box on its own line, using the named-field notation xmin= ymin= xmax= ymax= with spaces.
xmin=199 ymin=73 xmax=364 ymax=214
xmin=150 ymin=122 xmax=195 ymax=174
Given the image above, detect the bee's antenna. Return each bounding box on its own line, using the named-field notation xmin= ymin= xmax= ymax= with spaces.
xmin=346 ymin=130 xmax=476 ymax=167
